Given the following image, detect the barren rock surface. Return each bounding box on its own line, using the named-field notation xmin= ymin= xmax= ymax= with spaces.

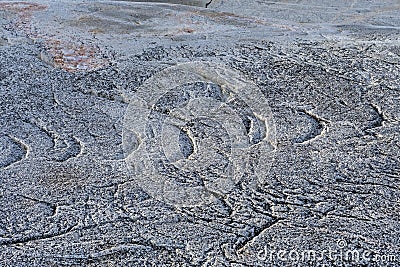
xmin=0 ymin=0 xmax=399 ymax=266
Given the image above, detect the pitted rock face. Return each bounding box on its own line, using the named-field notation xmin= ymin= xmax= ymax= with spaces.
xmin=123 ymin=62 xmax=276 ymax=207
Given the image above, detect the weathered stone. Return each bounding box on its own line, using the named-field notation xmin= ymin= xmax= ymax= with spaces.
xmin=0 ymin=0 xmax=399 ymax=266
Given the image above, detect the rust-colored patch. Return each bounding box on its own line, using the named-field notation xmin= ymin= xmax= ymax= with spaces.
xmin=0 ymin=2 xmax=47 ymax=13
xmin=45 ymin=39 xmax=108 ymax=72
xmin=1 ymin=2 xmax=108 ymax=72
xmin=0 ymin=2 xmax=47 ymax=31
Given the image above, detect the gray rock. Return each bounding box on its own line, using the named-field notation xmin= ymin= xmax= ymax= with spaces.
xmin=0 ymin=0 xmax=399 ymax=266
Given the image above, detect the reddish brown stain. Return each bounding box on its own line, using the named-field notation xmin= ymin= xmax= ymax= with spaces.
xmin=45 ymin=39 xmax=108 ymax=72
xmin=1 ymin=2 xmax=107 ymax=72
xmin=0 ymin=2 xmax=47 ymax=13
xmin=0 ymin=2 xmax=47 ymax=31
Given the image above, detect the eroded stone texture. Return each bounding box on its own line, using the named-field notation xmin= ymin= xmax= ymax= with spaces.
xmin=0 ymin=0 xmax=399 ymax=266
xmin=123 ymin=62 xmax=275 ymax=207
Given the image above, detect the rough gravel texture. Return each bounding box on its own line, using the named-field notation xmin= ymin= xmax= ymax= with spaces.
xmin=0 ymin=0 xmax=399 ymax=266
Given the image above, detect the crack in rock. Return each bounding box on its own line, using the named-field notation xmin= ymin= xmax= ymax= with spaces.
xmin=0 ymin=223 xmax=78 ymax=246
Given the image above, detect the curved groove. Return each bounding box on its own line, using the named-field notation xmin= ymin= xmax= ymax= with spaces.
xmin=295 ymin=109 xmax=329 ymax=144
xmin=25 ymin=118 xmax=56 ymax=148
xmin=52 ymin=136 xmax=82 ymax=162
xmin=0 ymin=135 xmax=28 ymax=169
xmin=248 ymin=114 xmax=267 ymax=145
xmin=226 ymin=98 xmax=267 ymax=145
xmin=179 ymin=128 xmax=195 ymax=158
xmin=368 ymin=103 xmax=385 ymax=129
xmin=22 ymin=119 xmax=82 ymax=162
